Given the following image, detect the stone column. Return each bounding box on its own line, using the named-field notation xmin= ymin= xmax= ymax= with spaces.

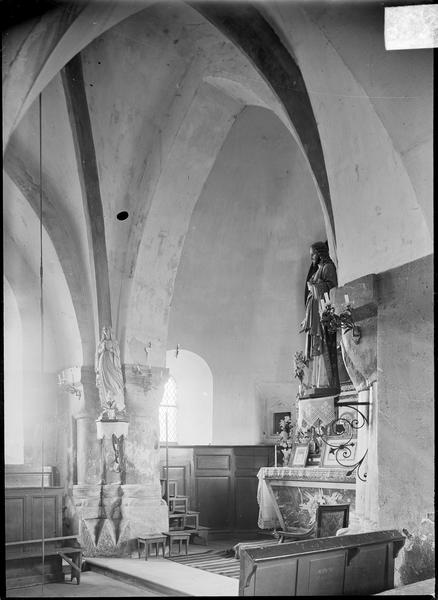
xmin=73 ymin=366 xmax=101 ymax=485
xmin=121 ymin=364 xmax=169 ymax=541
xmin=71 ymin=363 xmax=169 ymax=556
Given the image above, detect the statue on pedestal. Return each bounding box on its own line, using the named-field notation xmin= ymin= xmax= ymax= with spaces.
xmin=95 ymin=326 xmax=125 ymax=414
xmin=299 ymin=241 xmax=340 ymax=397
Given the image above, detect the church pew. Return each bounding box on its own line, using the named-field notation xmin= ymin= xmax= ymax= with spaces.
xmin=5 ymin=535 xmax=82 ymax=589
xmin=239 ymin=529 xmax=405 ymax=596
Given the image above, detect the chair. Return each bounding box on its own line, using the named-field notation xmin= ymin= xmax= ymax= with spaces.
xmin=278 ymin=503 xmax=350 ymax=542
xmin=278 ymin=522 xmax=316 ymax=543
xmin=316 ymin=503 xmax=350 ymax=538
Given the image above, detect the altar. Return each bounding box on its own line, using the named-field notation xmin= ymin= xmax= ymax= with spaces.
xmin=257 ymin=466 xmax=356 ymax=532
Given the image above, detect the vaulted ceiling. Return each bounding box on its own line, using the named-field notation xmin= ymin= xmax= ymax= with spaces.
xmin=3 ymin=1 xmax=432 ymax=442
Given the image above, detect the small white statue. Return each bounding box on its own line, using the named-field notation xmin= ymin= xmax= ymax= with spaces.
xmin=95 ymin=326 xmax=125 ymax=412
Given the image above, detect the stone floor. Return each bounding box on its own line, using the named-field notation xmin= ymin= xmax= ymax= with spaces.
xmin=375 ymin=577 xmax=435 ymax=596
xmin=6 ymin=571 xmax=160 ymax=597
xmin=6 ymin=534 xmax=435 ymax=598
xmin=5 ymin=533 xmax=247 ymax=598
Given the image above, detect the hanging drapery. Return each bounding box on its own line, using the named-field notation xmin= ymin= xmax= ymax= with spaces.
xmin=298 ymin=396 xmax=336 ymax=429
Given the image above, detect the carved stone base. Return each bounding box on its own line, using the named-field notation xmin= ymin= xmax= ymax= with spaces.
xmin=73 ymin=482 xmax=167 ymax=556
xmin=122 ymin=484 xmax=168 ymax=538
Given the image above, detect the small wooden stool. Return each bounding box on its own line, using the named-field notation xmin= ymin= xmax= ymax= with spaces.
xmin=184 ymin=511 xmax=200 ymax=530
xmin=137 ymin=535 xmax=167 ymax=560
xmin=168 ymin=496 xmax=188 ymax=513
xmin=163 ymin=531 xmax=191 ymax=556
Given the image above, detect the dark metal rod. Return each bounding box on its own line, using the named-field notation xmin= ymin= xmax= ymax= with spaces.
xmin=39 ymin=91 xmax=45 ymax=594
xmin=165 ymin=411 xmax=169 ymax=503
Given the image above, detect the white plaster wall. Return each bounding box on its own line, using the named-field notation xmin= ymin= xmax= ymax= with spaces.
xmin=168 ymin=106 xmax=326 ymax=444
xmin=3 ymin=173 xmax=82 ymax=372
xmin=3 ymin=278 xmax=24 ymax=464
xmin=263 ymin=2 xmax=433 ymax=284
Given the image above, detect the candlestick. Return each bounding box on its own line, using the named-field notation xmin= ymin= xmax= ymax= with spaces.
xmin=344 ymin=294 xmax=350 ymax=305
xmin=320 ymin=298 xmax=326 ymax=311
xmin=274 ymin=445 xmax=277 ymax=467
xmin=324 ymin=292 xmax=330 ymax=303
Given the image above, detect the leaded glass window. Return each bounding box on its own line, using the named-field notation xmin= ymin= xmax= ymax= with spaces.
xmin=159 ymin=376 xmax=177 ymax=442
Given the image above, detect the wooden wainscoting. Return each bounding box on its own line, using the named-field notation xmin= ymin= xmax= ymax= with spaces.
xmin=5 ymin=487 xmax=64 ymax=543
xmin=159 ymin=446 xmax=274 ymax=532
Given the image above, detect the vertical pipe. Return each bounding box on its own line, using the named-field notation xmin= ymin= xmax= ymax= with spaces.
xmin=165 ymin=411 xmax=169 ymax=504
xmin=39 ymin=91 xmax=45 ymax=593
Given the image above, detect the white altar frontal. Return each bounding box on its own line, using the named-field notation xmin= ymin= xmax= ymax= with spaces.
xmin=257 ymin=467 xmax=356 ymax=531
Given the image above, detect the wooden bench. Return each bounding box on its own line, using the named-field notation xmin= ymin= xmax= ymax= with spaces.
xmin=5 ymin=535 xmax=82 ymax=588
xmin=239 ymin=529 xmax=405 ymax=596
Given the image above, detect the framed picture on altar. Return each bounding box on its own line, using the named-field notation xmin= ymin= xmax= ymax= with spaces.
xmin=321 ymin=437 xmax=358 ymax=468
xmin=272 ymin=412 xmax=291 ymax=435
xmin=291 ymin=444 xmax=309 ymax=467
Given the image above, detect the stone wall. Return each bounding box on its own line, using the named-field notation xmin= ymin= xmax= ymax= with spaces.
xmin=376 ymin=254 xmax=434 ymax=585
xmin=376 ymin=254 xmax=433 ymax=530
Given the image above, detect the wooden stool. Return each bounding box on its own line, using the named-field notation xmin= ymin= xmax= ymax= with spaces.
xmin=137 ymin=535 xmax=167 ymax=560
xmin=168 ymin=496 xmax=188 ymax=513
xmin=163 ymin=531 xmax=191 ymax=556
xmin=184 ymin=511 xmax=199 ymax=530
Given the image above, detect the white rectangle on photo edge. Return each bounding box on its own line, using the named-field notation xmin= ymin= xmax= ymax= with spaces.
xmin=385 ymin=5 xmax=438 ymax=50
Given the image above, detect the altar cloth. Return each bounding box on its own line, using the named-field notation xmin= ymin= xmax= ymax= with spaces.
xmin=257 ymin=467 xmax=356 ymax=530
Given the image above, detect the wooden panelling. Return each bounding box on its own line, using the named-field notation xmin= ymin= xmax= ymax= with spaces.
xmin=160 ymin=445 xmax=274 ymax=531
xmin=297 ymin=551 xmax=345 ymax=595
xmin=5 ymin=498 xmax=25 ymax=542
xmin=195 ymin=454 xmax=231 ymax=471
xmin=195 ymin=476 xmax=233 ymax=529
xmin=343 ymin=543 xmax=390 ymax=595
xmin=30 ymin=496 xmax=60 ymax=540
xmin=253 ymin=558 xmax=298 ymax=596
xmin=5 ymin=488 xmax=64 ymax=543
xmin=235 ymin=477 xmax=260 ymax=530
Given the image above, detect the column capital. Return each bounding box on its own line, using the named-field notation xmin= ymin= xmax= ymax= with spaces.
xmin=122 ymin=364 xmax=169 ymax=391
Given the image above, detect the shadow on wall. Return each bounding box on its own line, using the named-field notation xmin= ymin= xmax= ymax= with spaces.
xmin=166 ymin=349 xmax=213 ymax=444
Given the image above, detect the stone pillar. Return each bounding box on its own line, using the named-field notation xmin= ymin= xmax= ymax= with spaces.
xmin=73 ymin=366 xmax=101 ymax=485
xmin=121 ymin=364 xmax=169 ymax=539
xmin=71 ymin=363 xmax=169 ymax=556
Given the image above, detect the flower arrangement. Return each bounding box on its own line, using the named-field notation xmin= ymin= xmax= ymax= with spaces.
xmin=278 ymin=415 xmax=293 ymax=449
xmin=98 ymin=399 xmax=128 ymax=422
xmin=293 ymin=350 xmax=309 ymax=383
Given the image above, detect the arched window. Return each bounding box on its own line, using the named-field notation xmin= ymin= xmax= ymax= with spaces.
xmin=165 ymin=349 xmax=213 ymax=445
xmin=159 ymin=376 xmax=178 ymax=443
